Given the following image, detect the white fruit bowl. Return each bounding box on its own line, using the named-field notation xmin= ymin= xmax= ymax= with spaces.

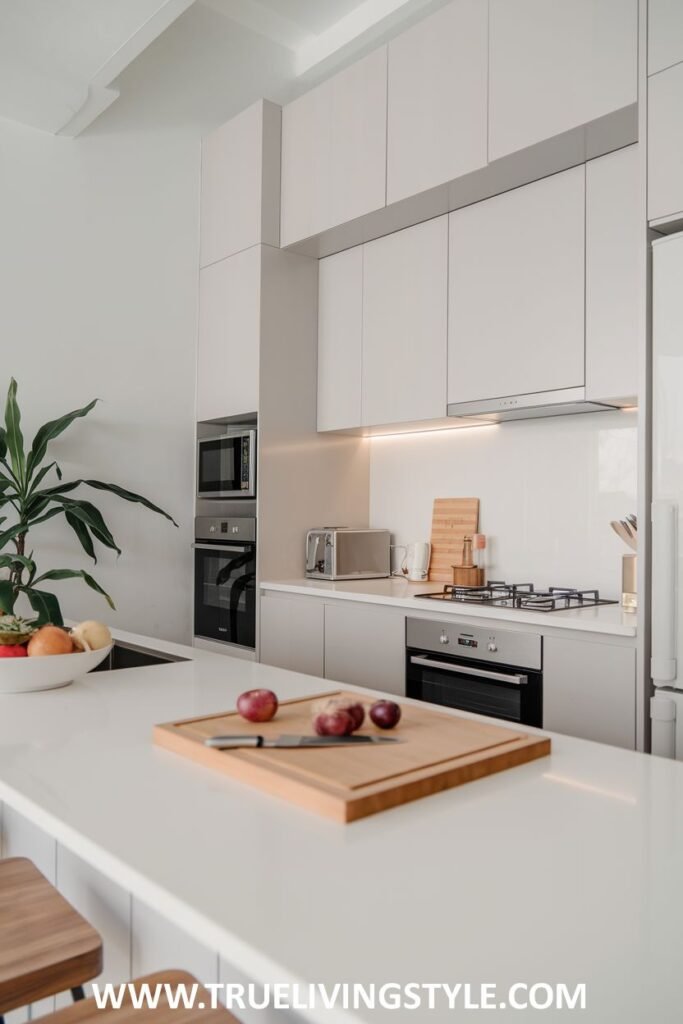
xmin=0 ymin=644 xmax=113 ymax=694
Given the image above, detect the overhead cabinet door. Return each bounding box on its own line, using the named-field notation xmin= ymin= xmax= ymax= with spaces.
xmin=317 ymin=246 xmax=363 ymax=431
xmin=280 ymin=47 xmax=387 ymax=247
xmin=386 ymin=0 xmax=488 ymax=204
xmin=489 ymin=0 xmax=637 ymax=161
xmin=448 ymin=167 xmax=585 ymax=407
xmin=362 ymin=216 xmax=448 ymax=427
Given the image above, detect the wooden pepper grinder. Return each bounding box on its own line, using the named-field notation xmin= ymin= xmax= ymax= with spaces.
xmin=451 ymin=535 xmax=485 ymax=587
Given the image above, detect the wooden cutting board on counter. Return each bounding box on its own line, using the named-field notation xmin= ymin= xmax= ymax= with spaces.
xmin=153 ymin=692 xmax=550 ymax=823
xmin=429 ymin=497 xmax=480 ymax=582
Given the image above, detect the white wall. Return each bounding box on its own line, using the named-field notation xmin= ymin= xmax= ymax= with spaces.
xmin=369 ymin=410 xmax=638 ymax=598
xmin=0 ymin=4 xmax=295 ymax=642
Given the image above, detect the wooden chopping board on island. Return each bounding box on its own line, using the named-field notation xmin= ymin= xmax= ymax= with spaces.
xmin=429 ymin=497 xmax=480 ymax=582
xmin=153 ymin=691 xmax=550 ymax=823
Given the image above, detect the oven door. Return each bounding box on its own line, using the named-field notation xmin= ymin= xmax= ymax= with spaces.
xmin=197 ymin=432 xmax=255 ymax=498
xmin=194 ymin=542 xmax=256 ymax=649
xmin=406 ymin=650 xmax=542 ymax=727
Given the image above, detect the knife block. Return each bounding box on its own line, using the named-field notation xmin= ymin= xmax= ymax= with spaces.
xmin=451 ymin=566 xmax=485 ymax=587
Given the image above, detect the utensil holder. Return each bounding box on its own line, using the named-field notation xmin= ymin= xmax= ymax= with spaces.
xmin=451 ymin=566 xmax=485 ymax=587
xmin=622 ymin=554 xmax=637 ymax=610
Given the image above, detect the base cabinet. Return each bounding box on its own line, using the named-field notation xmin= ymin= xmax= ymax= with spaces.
xmin=55 ymin=847 xmax=131 ymax=1007
xmin=543 ymin=636 xmax=636 ymax=749
xmin=324 ymin=601 xmax=406 ymax=697
xmin=259 ymin=592 xmax=324 ymax=677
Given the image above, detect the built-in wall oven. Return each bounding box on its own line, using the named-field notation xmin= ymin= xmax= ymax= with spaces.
xmin=406 ymin=618 xmax=542 ymax=727
xmin=197 ymin=429 xmax=256 ymax=499
xmin=194 ymin=517 xmax=256 ymax=650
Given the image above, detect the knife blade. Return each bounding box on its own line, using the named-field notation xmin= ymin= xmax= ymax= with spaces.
xmin=203 ymin=734 xmax=400 ymax=749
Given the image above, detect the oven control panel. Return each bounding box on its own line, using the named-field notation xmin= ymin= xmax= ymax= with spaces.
xmin=406 ymin=618 xmax=542 ymax=671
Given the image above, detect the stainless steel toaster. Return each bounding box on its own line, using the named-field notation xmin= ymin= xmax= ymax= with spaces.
xmin=305 ymin=528 xmax=391 ymax=580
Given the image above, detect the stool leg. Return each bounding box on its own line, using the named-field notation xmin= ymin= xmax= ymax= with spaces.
xmin=71 ymin=987 xmax=86 ymax=1002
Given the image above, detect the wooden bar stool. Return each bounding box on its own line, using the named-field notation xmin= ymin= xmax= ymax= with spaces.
xmin=31 ymin=972 xmax=242 ymax=1024
xmin=0 ymin=858 xmax=103 ymax=1020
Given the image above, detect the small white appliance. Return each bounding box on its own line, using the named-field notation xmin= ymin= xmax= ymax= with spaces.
xmin=402 ymin=542 xmax=431 ymax=582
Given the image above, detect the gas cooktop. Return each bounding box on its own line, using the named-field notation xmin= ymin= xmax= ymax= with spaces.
xmin=415 ymin=581 xmax=619 ymax=612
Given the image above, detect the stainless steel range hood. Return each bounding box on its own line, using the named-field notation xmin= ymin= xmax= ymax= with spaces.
xmin=447 ymin=387 xmax=621 ymax=422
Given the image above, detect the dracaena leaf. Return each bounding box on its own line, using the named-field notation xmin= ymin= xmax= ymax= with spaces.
xmin=0 ymin=580 xmax=16 ymax=615
xmin=3 ymin=380 xmax=25 ymax=485
xmin=28 ymin=461 xmax=62 ymax=496
xmin=26 ymin=398 xmax=98 ymax=482
xmin=24 ymin=587 xmax=63 ymax=626
xmin=64 ymin=510 xmax=96 ymax=563
xmin=0 ymin=521 xmax=28 ymax=550
xmin=0 ymin=553 xmax=35 ymax=575
xmin=49 ymin=497 xmax=120 ymax=555
xmin=83 ymin=480 xmax=178 ymax=526
xmin=31 ymin=569 xmax=115 ymax=610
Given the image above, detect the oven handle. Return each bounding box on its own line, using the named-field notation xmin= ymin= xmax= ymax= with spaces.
xmin=410 ymin=655 xmax=528 ymax=686
xmin=193 ymin=543 xmax=252 ymax=553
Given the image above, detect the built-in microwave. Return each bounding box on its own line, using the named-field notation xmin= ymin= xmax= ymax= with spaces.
xmin=197 ymin=430 xmax=256 ymax=499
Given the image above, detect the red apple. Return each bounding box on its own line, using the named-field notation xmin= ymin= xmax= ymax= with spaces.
xmin=369 ymin=700 xmax=402 ymax=730
xmin=0 ymin=644 xmax=27 ymax=658
xmin=236 ymin=688 xmax=278 ymax=723
xmin=313 ymin=710 xmax=355 ymax=736
xmin=320 ymin=697 xmax=365 ymax=732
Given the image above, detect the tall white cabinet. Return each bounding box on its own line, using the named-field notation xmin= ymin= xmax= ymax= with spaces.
xmin=386 ymin=0 xmax=488 ymax=204
xmin=196 ymin=247 xmax=261 ymax=421
xmin=488 ymin=0 xmax=637 ymax=161
xmin=448 ymin=167 xmax=586 ymax=405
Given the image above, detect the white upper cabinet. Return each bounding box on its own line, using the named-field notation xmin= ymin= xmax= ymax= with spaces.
xmin=489 ymin=0 xmax=638 ymax=161
xmin=386 ymin=0 xmax=488 ymax=205
xmin=448 ymin=167 xmax=585 ymax=405
xmin=586 ymin=144 xmax=640 ymax=403
xmin=197 ymin=248 xmax=261 ymax=421
xmin=281 ymin=47 xmax=387 ymax=247
xmin=200 ymin=100 xmax=280 ymax=267
xmin=648 ymin=62 xmax=683 ymax=224
xmin=317 ymin=246 xmax=363 ymax=432
xmin=649 ymin=0 xmax=683 ymax=75
xmin=363 ymin=216 xmax=448 ymax=427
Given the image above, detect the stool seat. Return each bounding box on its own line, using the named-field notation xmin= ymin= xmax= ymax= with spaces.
xmin=32 ymin=972 xmax=242 ymax=1024
xmin=0 ymin=858 xmax=103 ymax=1014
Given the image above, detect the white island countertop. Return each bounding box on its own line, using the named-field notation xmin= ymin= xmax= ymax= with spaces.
xmin=260 ymin=577 xmax=638 ymax=638
xmin=0 ymin=631 xmax=678 ymax=1023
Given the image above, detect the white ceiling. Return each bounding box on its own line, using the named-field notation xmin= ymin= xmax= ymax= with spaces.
xmin=0 ymin=0 xmax=447 ymax=136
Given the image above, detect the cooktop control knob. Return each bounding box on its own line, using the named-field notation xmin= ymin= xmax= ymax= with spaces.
xmin=439 ymin=632 xmax=450 ymax=645
xmin=487 ymin=642 xmax=498 ymax=652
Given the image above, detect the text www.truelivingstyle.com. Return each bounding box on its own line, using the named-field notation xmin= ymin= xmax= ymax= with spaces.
xmin=91 ymin=981 xmax=587 ymax=1013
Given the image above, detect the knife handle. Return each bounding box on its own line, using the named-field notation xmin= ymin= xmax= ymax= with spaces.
xmin=204 ymin=736 xmax=263 ymax=749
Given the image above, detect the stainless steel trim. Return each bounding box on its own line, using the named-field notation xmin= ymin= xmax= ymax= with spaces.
xmin=410 ymin=655 xmax=528 ymax=686
xmin=447 ymin=387 xmax=618 ymax=422
xmin=193 ymin=543 xmax=251 ymax=553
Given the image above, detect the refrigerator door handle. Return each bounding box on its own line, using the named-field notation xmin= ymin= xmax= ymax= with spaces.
xmin=651 ymin=500 xmax=678 ymax=685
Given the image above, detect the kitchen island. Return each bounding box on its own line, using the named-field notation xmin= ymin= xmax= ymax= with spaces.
xmin=0 ymin=632 xmax=680 ymax=1023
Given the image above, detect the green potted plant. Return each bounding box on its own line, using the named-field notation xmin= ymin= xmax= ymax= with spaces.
xmin=0 ymin=379 xmax=177 ymax=625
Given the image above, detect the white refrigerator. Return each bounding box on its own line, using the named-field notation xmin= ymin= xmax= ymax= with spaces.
xmin=652 ymin=231 xmax=683 ymax=758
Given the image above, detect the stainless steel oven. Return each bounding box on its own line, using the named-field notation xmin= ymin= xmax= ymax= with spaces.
xmin=193 ymin=517 xmax=256 ymax=649
xmin=406 ymin=618 xmax=542 ymax=727
xmin=197 ymin=430 xmax=256 ymax=499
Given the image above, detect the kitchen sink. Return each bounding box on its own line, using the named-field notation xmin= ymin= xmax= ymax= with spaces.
xmin=92 ymin=640 xmax=189 ymax=672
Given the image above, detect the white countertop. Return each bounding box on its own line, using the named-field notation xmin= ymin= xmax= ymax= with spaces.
xmin=0 ymin=631 xmax=678 ymax=1023
xmin=260 ymin=577 xmax=638 ymax=638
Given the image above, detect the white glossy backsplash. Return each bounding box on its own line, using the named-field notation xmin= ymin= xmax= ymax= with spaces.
xmin=369 ymin=410 xmax=637 ymax=599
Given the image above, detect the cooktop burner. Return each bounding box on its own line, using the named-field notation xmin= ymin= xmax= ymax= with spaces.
xmin=415 ymin=581 xmax=618 ymax=612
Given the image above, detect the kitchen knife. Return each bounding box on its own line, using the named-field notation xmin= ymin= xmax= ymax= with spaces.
xmin=204 ymin=734 xmax=400 ymax=749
